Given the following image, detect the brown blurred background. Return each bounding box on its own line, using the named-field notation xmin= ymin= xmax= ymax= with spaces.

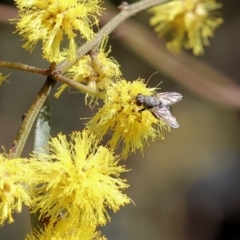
xmin=1 ymin=0 xmax=240 ymax=239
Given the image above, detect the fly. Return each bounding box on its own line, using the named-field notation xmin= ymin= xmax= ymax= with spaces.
xmin=136 ymin=92 xmax=182 ymax=128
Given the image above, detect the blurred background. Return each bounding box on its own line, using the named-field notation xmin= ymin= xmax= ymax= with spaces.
xmin=1 ymin=0 xmax=240 ymax=239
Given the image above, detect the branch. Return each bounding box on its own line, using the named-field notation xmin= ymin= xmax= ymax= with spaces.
xmin=0 ymin=60 xmax=105 ymax=99
xmin=51 ymin=72 xmax=105 ymax=99
xmin=10 ymin=76 xmax=56 ymax=158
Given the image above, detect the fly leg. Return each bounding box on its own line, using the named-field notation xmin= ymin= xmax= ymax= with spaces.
xmin=138 ymin=108 xmax=146 ymax=113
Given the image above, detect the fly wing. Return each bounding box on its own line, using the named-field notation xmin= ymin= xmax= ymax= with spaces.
xmin=151 ymin=105 xmax=180 ymax=128
xmin=153 ymin=92 xmax=182 ymax=106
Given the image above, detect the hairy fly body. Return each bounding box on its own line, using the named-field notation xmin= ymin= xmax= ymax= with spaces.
xmin=136 ymin=92 xmax=182 ymax=128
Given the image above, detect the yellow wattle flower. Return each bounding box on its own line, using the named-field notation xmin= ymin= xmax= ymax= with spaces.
xmin=30 ymin=130 xmax=130 ymax=227
xmin=13 ymin=0 xmax=103 ymax=62
xmin=0 ymin=154 xmax=37 ymax=225
xmin=25 ymin=219 xmax=107 ymax=240
xmin=149 ymin=0 xmax=223 ymax=55
xmin=54 ymin=37 xmax=121 ymax=100
xmin=87 ymin=79 xmax=170 ymax=159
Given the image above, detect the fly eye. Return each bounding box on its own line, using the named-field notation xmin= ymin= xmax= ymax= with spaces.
xmin=135 ymin=94 xmax=143 ymax=106
xmin=135 ymin=99 xmax=142 ymax=106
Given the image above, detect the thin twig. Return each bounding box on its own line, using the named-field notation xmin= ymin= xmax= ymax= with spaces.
xmin=51 ymin=73 xmax=105 ymax=99
xmin=0 ymin=60 xmax=49 ymax=75
xmin=0 ymin=60 xmax=105 ymax=99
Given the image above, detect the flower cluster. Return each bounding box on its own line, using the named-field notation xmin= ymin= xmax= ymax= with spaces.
xmin=55 ymin=37 xmax=122 ymax=100
xmin=0 ymin=154 xmax=38 ymax=225
xmin=88 ymin=79 xmax=170 ymax=159
xmin=149 ymin=0 xmax=223 ymax=55
xmin=26 ymin=220 xmax=106 ymax=240
xmin=30 ymin=130 xmax=130 ymax=229
xmin=14 ymin=0 xmax=103 ymax=62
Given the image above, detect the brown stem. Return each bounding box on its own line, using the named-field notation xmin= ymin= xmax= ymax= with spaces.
xmin=10 ymin=77 xmax=56 ymax=158
xmin=0 ymin=60 xmax=105 ymax=98
xmin=0 ymin=60 xmax=49 ymax=75
xmin=52 ymin=74 xmax=105 ymax=99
